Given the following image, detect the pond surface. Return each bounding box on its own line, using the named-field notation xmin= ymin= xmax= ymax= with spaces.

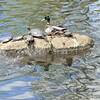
xmin=0 ymin=0 xmax=100 ymax=100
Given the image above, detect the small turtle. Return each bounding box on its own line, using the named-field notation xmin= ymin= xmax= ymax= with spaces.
xmin=25 ymin=35 xmax=35 ymax=47
xmin=64 ymin=30 xmax=73 ymax=37
xmin=0 ymin=36 xmax=13 ymax=43
xmin=27 ymin=27 xmax=48 ymax=42
xmin=27 ymin=27 xmax=45 ymax=39
xmin=26 ymin=35 xmax=34 ymax=41
xmin=12 ymin=35 xmax=24 ymax=41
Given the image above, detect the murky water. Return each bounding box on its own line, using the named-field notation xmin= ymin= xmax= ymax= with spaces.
xmin=0 ymin=0 xmax=100 ymax=100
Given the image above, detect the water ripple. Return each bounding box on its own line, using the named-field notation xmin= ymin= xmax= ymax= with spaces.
xmin=0 ymin=0 xmax=100 ymax=100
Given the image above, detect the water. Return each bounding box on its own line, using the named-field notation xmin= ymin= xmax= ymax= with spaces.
xmin=0 ymin=0 xmax=100 ymax=100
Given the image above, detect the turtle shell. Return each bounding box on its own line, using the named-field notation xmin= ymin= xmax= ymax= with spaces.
xmin=29 ymin=29 xmax=44 ymax=37
xmin=0 ymin=36 xmax=13 ymax=43
xmin=25 ymin=35 xmax=34 ymax=41
xmin=12 ymin=35 xmax=24 ymax=41
xmin=25 ymin=35 xmax=34 ymax=46
xmin=64 ymin=30 xmax=73 ymax=37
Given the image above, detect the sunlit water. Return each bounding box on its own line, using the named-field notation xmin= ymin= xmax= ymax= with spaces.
xmin=0 ymin=0 xmax=100 ymax=100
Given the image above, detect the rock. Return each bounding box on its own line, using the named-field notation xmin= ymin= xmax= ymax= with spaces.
xmin=0 ymin=33 xmax=94 ymax=58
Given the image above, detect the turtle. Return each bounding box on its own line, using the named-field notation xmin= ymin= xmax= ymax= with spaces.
xmin=27 ymin=27 xmax=48 ymax=42
xmin=25 ymin=35 xmax=35 ymax=47
xmin=0 ymin=36 xmax=13 ymax=43
xmin=27 ymin=27 xmax=45 ymax=39
xmin=12 ymin=35 xmax=24 ymax=41
xmin=64 ymin=30 xmax=73 ymax=37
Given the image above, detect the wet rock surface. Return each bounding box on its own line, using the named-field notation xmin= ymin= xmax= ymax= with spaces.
xmin=0 ymin=34 xmax=93 ymax=56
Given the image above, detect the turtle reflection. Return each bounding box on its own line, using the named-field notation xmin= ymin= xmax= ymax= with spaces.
xmin=31 ymin=58 xmax=96 ymax=100
xmin=21 ymin=48 xmax=91 ymax=72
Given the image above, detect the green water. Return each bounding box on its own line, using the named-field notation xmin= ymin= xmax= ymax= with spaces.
xmin=0 ymin=0 xmax=100 ymax=100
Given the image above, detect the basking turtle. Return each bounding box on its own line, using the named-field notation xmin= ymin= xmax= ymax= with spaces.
xmin=25 ymin=35 xmax=35 ymax=47
xmin=0 ymin=36 xmax=13 ymax=43
xmin=27 ymin=27 xmax=45 ymax=39
xmin=64 ymin=30 xmax=73 ymax=37
xmin=27 ymin=27 xmax=48 ymax=42
xmin=12 ymin=35 xmax=24 ymax=41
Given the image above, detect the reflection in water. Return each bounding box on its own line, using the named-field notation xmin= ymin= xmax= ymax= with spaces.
xmin=0 ymin=0 xmax=100 ymax=100
xmin=0 ymin=55 xmax=35 ymax=81
xmin=31 ymin=61 xmax=96 ymax=100
xmin=0 ymin=75 xmax=41 ymax=100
